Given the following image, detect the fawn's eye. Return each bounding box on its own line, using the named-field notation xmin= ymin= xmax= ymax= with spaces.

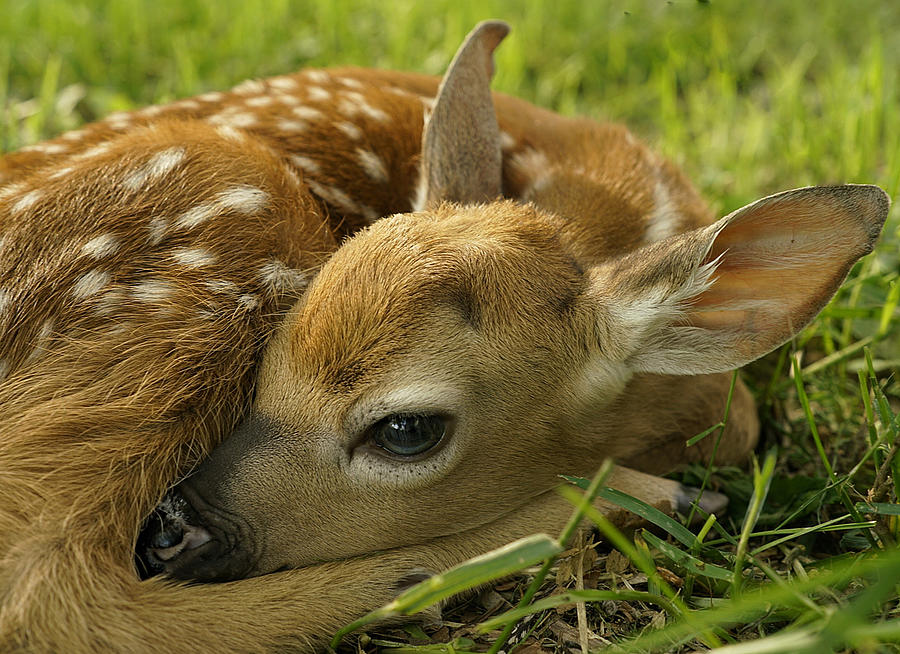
xmin=369 ymin=414 xmax=447 ymax=457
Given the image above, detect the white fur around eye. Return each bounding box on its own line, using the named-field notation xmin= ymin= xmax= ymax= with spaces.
xmin=344 ymin=384 xmax=463 ymax=487
xmin=347 ymin=432 xmax=459 ymax=488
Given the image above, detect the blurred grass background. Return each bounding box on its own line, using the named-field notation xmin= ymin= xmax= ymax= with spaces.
xmin=3 ymin=0 xmax=899 ymax=650
xmin=3 ymin=0 xmax=899 ymax=209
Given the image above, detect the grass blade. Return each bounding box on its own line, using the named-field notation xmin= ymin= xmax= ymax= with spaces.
xmin=329 ymin=534 xmax=562 ymax=649
xmin=642 ymin=530 xmax=733 ymax=582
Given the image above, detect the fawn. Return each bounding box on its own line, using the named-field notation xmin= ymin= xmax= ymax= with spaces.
xmin=0 ymin=20 xmax=887 ymax=652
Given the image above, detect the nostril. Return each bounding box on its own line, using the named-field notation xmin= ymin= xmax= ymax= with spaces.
xmin=143 ymin=515 xmax=214 ymax=564
xmin=149 ymin=523 xmax=184 ymax=550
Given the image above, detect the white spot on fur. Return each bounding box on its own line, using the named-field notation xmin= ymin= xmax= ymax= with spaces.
xmin=269 ymin=76 xmax=299 ymax=91
xmin=277 ymin=119 xmax=308 ymax=132
xmin=644 ymin=178 xmax=679 ymax=243
xmin=290 ymin=155 xmax=321 ymax=175
xmin=386 ymin=86 xmax=414 ymax=97
xmin=232 ymin=79 xmax=266 ymax=95
xmin=62 ymin=129 xmax=87 ymax=141
xmin=123 ymin=147 xmax=185 ymax=191
xmin=275 ymin=94 xmax=301 ymax=106
xmin=105 ymin=111 xmax=130 ymax=122
xmin=148 ymin=217 xmax=168 ymax=245
xmin=215 ymin=125 xmax=245 ymax=142
xmin=356 ymin=148 xmax=388 ymax=183
xmin=174 ymin=186 xmax=268 ymax=230
xmin=306 ymin=179 xmax=377 ymax=222
xmin=21 ymin=142 xmax=68 ymax=154
xmin=499 ymin=131 xmax=516 ymax=151
xmin=0 ymin=289 xmax=10 ymax=313
xmin=107 ymin=321 xmax=132 ymax=336
xmin=132 ymin=279 xmax=173 ymax=303
xmin=258 ymin=259 xmax=309 ymax=295
xmin=245 ymin=96 xmax=274 ymax=108
xmin=216 ymin=186 xmax=268 ymax=214
xmin=171 ymin=247 xmax=217 ymax=268
xmin=292 ymin=106 xmax=325 ymax=121
xmin=335 ymin=121 xmax=362 ymax=140
xmin=203 ymin=279 xmax=238 ymax=294
xmin=49 ymin=166 xmax=74 ymax=180
xmin=11 ymin=190 xmax=42 ymax=215
xmin=176 ymin=100 xmax=201 ymax=110
xmin=0 ymin=182 xmax=27 ymax=201
xmin=338 ymin=76 xmax=363 ymax=89
xmin=338 ymin=91 xmax=389 ymax=122
xmin=237 ymin=294 xmax=259 ymax=310
xmin=283 ymin=166 xmax=302 ymax=188
xmin=223 ymin=112 xmax=258 ymax=128
xmin=138 ymin=105 xmax=164 ymax=117
xmin=74 ymin=142 xmax=113 ymax=160
xmin=81 ymin=233 xmax=120 ymax=259
xmin=175 ymin=204 xmax=217 ymax=230
xmin=306 ymin=86 xmax=331 ymax=102
xmin=304 ymin=70 xmax=330 ymax=84
xmin=198 ymin=91 xmax=225 ymax=103
xmin=73 ymin=269 xmax=111 ymax=299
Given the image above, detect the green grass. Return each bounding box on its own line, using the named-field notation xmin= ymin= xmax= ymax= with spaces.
xmin=3 ymin=0 xmax=899 ymax=651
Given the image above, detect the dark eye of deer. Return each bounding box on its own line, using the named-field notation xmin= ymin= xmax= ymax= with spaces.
xmin=370 ymin=414 xmax=446 ymax=456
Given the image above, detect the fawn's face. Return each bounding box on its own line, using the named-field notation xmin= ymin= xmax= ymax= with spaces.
xmin=149 ymin=202 xmax=637 ymax=580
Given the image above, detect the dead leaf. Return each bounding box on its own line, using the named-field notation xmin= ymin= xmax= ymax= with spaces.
xmin=656 ymin=566 xmax=684 ymax=588
xmin=606 ymin=550 xmax=631 ymax=574
xmin=548 ymin=619 xmax=605 ymax=649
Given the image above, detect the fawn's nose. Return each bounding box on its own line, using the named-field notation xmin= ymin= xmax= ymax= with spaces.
xmin=136 ymin=486 xmax=255 ymax=582
xmin=144 ymin=517 xmax=213 ymax=563
xmin=137 ymin=489 xmax=216 ymax=579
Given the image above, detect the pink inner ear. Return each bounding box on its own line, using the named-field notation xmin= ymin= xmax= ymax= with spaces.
xmin=683 ymin=186 xmax=885 ymax=356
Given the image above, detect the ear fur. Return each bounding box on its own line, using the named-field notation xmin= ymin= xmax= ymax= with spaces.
xmin=584 ymin=184 xmax=890 ymax=375
xmin=414 ymin=20 xmax=509 ymax=210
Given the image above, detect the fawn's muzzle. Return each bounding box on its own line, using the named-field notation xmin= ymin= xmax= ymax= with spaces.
xmin=137 ymin=484 xmax=256 ymax=582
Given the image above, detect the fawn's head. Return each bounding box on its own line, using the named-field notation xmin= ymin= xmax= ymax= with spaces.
xmin=139 ymin=21 xmax=888 ymax=581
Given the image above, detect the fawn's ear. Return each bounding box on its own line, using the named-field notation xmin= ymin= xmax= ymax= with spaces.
xmin=415 ymin=20 xmax=509 ymax=210
xmin=583 ymin=185 xmax=890 ymax=375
